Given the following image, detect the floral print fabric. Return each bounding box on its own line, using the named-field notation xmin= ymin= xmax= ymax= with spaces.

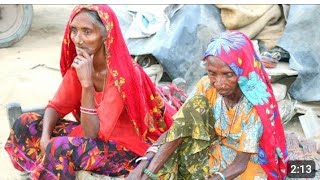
xmin=157 ymin=95 xmax=215 ymax=179
xmin=157 ymin=77 xmax=266 ymax=179
xmin=5 ymin=113 xmax=138 ymax=179
xmin=154 ymin=30 xmax=286 ymax=179
xmin=203 ymin=31 xmax=287 ymax=179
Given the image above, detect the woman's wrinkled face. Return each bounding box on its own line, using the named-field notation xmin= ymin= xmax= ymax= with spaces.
xmin=70 ymin=11 xmax=105 ymax=55
xmin=206 ymin=56 xmax=239 ymax=96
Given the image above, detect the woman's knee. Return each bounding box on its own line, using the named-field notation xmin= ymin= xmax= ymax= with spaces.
xmin=45 ymin=136 xmax=71 ymax=157
xmin=11 ymin=112 xmax=43 ymax=137
xmin=15 ymin=112 xmax=42 ymax=126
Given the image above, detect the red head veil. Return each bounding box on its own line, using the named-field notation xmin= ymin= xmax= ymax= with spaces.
xmin=204 ymin=31 xmax=288 ymax=180
xmin=60 ymin=5 xmax=174 ymax=143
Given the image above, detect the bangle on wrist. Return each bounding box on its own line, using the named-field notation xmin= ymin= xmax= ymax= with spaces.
xmin=146 ymin=143 xmax=161 ymax=154
xmin=143 ymin=168 xmax=158 ymax=180
xmin=80 ymin=106 xmax=97 ymax=115
xmin=135 ymin=156 xmax=153 ymax=164
xmin=146 ymin=146 xmax=159 ymax=154
xmin=214 ymin=172 xmax=226 ymax=180
xmin=152 ymin=143 xmax=161 ymax=148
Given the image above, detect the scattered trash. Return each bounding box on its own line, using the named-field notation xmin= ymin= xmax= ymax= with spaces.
xmin=278 ymin=93 xmax=297 ymax=125
xmin=272 ymin=83 xmax=287 ymax=102
xmin=172 ymin=77 xmax=186 ymax=92
xmin=134 ymin=54 xmax=158 ymax=68
xmin=143 ymin=64 xmax=163 ymax=85
xmin=157 ymin=81 xmax=187 ymax=111
xmin=260 ymin=46 xmax=290 ymax=69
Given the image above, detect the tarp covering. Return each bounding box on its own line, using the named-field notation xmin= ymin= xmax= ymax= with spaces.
xmin=277 ymin=5 xmax=320 ymax=102
xmin=114 ymin=5 xmax=320 ymax=102
xmin=116 ymin=5 xmax=225 ymax=93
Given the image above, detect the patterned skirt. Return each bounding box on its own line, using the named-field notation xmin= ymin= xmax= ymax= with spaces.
xmin=5 ymin=112 xmax=138 ymax=180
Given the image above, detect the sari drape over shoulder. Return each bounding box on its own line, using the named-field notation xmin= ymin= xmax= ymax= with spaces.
xmin=203 ymin=31 xmax=288 ymax=179
xmin=48 ymin=5 xmax=175 ymax=156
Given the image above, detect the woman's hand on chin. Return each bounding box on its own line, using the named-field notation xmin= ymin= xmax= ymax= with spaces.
xmin=72 ymin=49 xmax=94 ymax=88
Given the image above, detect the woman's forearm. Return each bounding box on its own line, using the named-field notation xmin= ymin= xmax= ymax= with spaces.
xmin=126 ymin=132 xmax=185 ymax=179
xmin=147 ymin=136 xmax=185 ymax=173
xmin=41 ymin=107 xmax=60 ymax=139
xmin=80 ymin=85 xmax=100 ymax=138
xmin=210 ymin=151 xmax=251 ymax=180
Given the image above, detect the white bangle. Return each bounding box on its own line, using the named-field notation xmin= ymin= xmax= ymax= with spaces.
xmin=146 ymin=146 xmax=158 ymax=154
xmin=135 ymin=156 xmax=148 ymax=163
xmin=214 ymin=172 xmax=226 ymax=180
xmin=80 ymin=106 xmax=98 ymax=115
xmin=152 ymin=143 xmax=161 ymax=148
xmin=80 ymin=109 xmax=98 ymax=115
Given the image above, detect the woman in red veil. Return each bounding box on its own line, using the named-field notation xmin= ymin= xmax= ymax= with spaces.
xmin=5 ymin=5 xmax=174 ymax=179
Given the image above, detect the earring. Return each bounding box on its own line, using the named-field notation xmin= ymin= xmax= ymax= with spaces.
xmin=79 ymin=41 xmax=83 ymax=45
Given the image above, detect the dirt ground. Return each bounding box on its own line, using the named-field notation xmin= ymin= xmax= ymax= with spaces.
xmin=0 ymin=5 xmax=74 ymax=179
xmin=0 ymin=5 xmax=313 ymax=180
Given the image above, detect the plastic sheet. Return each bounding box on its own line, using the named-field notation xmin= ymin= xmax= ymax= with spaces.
xmin=277 ymin=5 xmax=320 ymax=102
